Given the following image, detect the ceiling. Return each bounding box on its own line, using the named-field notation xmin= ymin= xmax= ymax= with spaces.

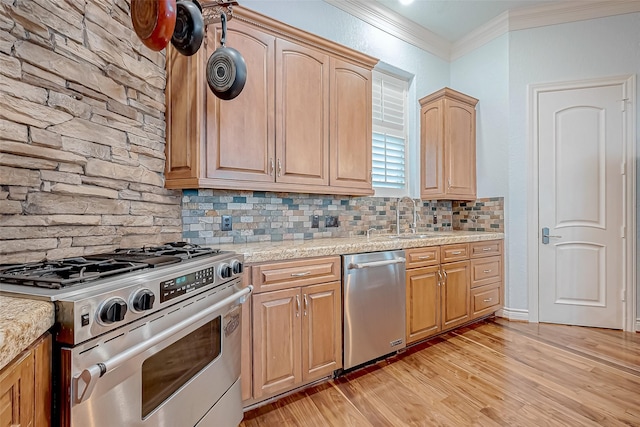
xmin=372 ymin=0 xmax=567 ymax=42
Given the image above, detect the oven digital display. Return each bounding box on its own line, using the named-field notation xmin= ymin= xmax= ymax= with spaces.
xmin=159 ymin=267 xmax=215 ymax=303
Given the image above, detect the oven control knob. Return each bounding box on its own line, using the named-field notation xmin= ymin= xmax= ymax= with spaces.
xmin=231 ymin=260 xmax=243 ymax=275
xmin=218 ymin=263 xmax=232 ymax=279
xmin=132 ymin=289 xmax=156 ymax=312
xmin=99 ymin=298 xmax=128 ymax=324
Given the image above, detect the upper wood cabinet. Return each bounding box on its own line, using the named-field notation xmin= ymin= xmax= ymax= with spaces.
xmin=419 ymin=88 xmax=478 ymax=200
xmin=165 ymin=6 xmax=378 ymax=195
xmin=329 ymin=58 xmax=373 ymax=191
xmin=276 ymin=39 xmax=329 ymax=186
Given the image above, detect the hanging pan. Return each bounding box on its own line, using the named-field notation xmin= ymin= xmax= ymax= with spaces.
xmin=131 ymin=0 xmax=177 ymax=51
xmin=206 ymin=12 xmax=247 ymax=100
xmin=171 ymin=0 xmax=205 ymax=56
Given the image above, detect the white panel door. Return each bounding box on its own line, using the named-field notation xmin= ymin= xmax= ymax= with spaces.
xmin=538 ymin=84 xmax=624 ymax=329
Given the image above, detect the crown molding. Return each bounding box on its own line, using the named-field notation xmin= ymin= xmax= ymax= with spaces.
xmin=451 ymin=11 xmax=509 ymax=61
xmin=323 ymin=0 xmax=451 ymax=61
xmin=326 ymin=0 xmax=640 ymax=62
xmin=508 ymin=0 xmax=640 ymax=31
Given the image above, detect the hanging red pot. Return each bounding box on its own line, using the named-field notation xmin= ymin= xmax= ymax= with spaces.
xmin=131 ymin=0 xmax=177 ymax=51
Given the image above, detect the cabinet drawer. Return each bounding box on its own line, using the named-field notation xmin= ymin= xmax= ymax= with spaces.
xmin=440 ymin=243 xmax=469 ymax=263
xmin=471 ymin=283 xmax=501 ymax=319
xmin=251 ymin=256 xmax=341 ymax=293
xmin=405 ymin=247 xmax=440 ymax=269
xmin=470 ymin=240 xmax=503 ymax=258
xmin=470 ymin=256 xmax=503 ymax=288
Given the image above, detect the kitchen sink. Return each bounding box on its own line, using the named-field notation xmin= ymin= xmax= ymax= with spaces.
xmin=385 ymin=234 xmax=432 ymax=239
xmin=363 ymin=231 xmax=456 ymax=241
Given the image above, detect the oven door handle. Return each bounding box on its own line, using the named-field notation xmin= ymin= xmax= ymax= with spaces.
xmin=72 ymin=285 xmax=253 ymax=405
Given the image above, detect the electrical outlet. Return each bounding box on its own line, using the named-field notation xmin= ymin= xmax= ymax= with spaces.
xmin=311 ymin=215 xmax=319 ymax=228
xmin=221 ymin=215 xmax=232 ymax=231
xmin=325 ymin=215 xmax=339 ymax=228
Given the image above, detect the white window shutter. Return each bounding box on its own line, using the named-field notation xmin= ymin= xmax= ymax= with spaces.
xmin=372 ymin=71 xmax=408 ymax=191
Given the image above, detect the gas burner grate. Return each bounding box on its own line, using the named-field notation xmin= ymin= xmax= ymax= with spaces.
xmin=0 ymin=258 xmax=148 ymax=289
xmin=114 ymin=242 xmax=219 ymax=259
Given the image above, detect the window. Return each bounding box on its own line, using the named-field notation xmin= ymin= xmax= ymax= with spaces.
xmin=372 ymin=70 xmax=408 ymax=197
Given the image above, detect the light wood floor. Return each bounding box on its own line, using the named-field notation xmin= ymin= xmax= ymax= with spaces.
xmin=240 ymin=318 xmax=640 ymax=426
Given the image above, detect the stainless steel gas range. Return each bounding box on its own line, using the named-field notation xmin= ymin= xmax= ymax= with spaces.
xmin=0 ymin=242 xmax=252 ymax=427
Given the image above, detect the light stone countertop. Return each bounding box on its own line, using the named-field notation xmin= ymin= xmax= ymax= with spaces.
xmin=216 ymin=230 xmax=504 ymax=263
xmin=0 ymin=231 xmax=503 ymax=371
xmin=0 ymin=295 xmax=55 ymax=371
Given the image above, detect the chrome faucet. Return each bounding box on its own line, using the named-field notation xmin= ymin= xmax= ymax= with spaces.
xmin=365 ymin=227 xmax=377 ymax=239
xmin=396 ymin=196 xmax=418 ymax=235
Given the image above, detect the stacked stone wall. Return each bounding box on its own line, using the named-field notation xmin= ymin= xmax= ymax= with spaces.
xmin=0 ymin=0 xmax=181 ymax=263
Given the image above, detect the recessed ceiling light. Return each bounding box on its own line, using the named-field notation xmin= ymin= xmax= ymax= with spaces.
xmin=399 ymin=0 xmax=414 ymax=5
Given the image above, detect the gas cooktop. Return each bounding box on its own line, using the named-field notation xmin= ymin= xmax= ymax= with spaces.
xmin=0 ymin=242 xmax=220 ymax=289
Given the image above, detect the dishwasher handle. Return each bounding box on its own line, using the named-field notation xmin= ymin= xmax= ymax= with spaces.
xmin=348 ymin=257 xmax=405 ymax=270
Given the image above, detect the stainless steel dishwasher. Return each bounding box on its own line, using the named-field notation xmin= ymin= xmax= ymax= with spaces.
xmin=343 ymin=250 xmax=406 ymax=370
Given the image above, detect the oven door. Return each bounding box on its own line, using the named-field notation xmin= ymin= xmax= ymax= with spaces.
xmin=60 ymin=281 xmax=251 ymax=427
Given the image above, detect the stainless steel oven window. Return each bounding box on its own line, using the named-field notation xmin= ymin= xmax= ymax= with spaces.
xmin=141 ymin=316 xmax=222 ymax=418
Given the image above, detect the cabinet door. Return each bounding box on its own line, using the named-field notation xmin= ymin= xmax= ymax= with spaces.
xmin=252 ymin=288 xmax=301 ymax=399
xmin=206 ymin=21 xmax=276 ymax=182
xmin=301 ymin=281 xmax=342 ymax=382
xmin=0 ymin=347 xmax=35 ymax=427
xmin=275 ymin=39 xmax=329 ymax=186
xmin=406 ymin=266 xmax=441 ymax=344
xmin=444 ymin=98 xmax=476 ymax=199
xmin=165 ymin=42 xmax=204 ymax=182
xmin=420 ymin=99 xmax=445 ymax=199
xmin=440 ymin=260 xmax=471 ymax=330
xmin=329 ymin=58 xmax=372 ymax=192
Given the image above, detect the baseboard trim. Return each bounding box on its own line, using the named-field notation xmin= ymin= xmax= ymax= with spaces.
xmin=497 ymin=307 xmax=529 ymax=322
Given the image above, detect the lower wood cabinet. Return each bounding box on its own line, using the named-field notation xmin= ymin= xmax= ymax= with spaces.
xmin=406 ymin=265 xmax=441 ymax=342
xmin=0 ymin=332 xmax=51 ymax=427
xmin=469 ymin=241 xmax=504 ymax=320
xmin=406 ymin=256 xmax=470 ymax=344
xmin=251 ymin=280 xmax=341 ymax=400
xmin=440 ymin=260 xmax=471 ymax=330
xmin=406 ymin=240 xmax=503 ymax=345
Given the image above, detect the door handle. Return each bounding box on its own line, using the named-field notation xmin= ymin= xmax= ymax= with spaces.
xmin=541 ymin=227 xmax=562 ymax=244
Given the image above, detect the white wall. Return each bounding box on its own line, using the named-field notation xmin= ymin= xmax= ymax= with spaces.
xmin=507 ymin=13 xmax=640 ymax=314
xmin=450 ymin=34 xmax=510 ymax=199
xmin=239 ymin=2 xmax=639 ymax=320
xmin=450 ymin=33 xmax=511 ymax=303
xmin=241 ymin=1 xmax=450 ymax=196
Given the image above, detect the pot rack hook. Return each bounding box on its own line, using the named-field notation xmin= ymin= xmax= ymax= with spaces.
xmin=200 ymin=0 xmax=238 ymax=27
xmin=220 ymin=11 xmax=227 ymax=47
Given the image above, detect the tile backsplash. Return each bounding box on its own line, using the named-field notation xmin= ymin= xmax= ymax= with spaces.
xmin=182 ymin=190 xmax=504 ymax=245
xmin=453 ymin=198 xmax=504 ymax=232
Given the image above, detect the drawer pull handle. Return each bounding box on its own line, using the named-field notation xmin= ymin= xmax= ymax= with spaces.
xmin=483 ymin=269 xmax=492 ymax=273
xmin=291 ymin=271 xmax=311 ymax=277
xmin=418 ymin=256 xmax=431 ymax=260
xmin=451 ymin=251 xmax=462 ymax=255
xmin=482 ymin=247 xmax=492 ymax=251
xmin=483 ymin=298 xmax=493 ymax=302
